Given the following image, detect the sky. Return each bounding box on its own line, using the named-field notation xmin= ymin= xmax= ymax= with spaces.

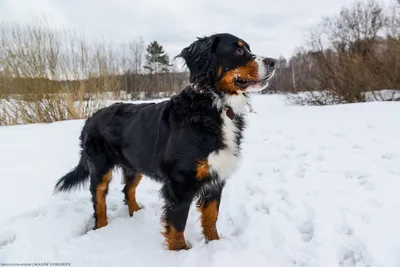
xmin=0 ymin=0 xmax=396 ymax=70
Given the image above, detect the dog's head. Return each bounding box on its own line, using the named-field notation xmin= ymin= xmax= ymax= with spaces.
xmin=176 ymin=33 xmax=276 ymax=94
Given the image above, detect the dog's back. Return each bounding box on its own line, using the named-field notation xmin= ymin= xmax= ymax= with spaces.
xmin=80 ymin=100 xmax=172 ymax=178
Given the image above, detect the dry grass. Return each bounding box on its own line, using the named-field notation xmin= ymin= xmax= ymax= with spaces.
xmin=0 ymin=18 xmax=122 ymax=126
xmin=0 ymin=17 xmax=190 ymax=126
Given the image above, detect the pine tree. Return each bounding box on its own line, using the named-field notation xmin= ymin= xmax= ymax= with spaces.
xmin=144 ymin=41 xmax=170 ymax=73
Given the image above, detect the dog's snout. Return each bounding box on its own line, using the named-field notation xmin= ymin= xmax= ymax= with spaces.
xmin=263 ymin=58 xmax=276 ymax=69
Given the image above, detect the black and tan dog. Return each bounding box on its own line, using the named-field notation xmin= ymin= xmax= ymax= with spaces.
xmin=54 ymin=33 xmax=276 ymax=251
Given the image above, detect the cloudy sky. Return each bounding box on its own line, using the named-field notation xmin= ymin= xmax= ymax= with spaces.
xmin=0 ymin=0 xmax=395 ymax=69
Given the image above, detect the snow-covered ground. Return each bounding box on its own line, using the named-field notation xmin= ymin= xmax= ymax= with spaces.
xmin=0 ymin=94 xmax=399 ymax=267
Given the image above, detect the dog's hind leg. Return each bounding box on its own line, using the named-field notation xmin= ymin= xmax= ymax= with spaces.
xmin=122 ymin=167 xmax=143 ymax=216
xmin=89 ymin=166 xmax=114 ymax=229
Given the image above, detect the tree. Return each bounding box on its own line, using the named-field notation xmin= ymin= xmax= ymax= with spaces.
xmin=128 ymin=37 xmax=145 ymax=74
xmin=144 ymin=41 xmax=170 ymax=74
xmin=279 ymin=0 xmax=400 ymax=105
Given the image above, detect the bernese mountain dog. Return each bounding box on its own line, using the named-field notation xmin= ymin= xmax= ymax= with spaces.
xmin=54 ymin=33 xmax=276 ymax=251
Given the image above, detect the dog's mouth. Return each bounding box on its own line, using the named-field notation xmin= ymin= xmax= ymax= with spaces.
xmin=234 ymin=76 xmax=271 ymax=90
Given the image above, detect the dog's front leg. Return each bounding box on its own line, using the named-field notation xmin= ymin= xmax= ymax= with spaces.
xmin=197 ymin=182 xmax=225 ymax=241
xmin=160 ymin=184 xmax=195 ymax=251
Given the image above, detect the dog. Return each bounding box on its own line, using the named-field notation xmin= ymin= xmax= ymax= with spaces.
xmin=54 ymin=33 xmax=276 ymax=251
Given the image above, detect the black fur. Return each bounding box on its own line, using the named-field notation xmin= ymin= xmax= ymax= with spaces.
xmin=175 ymin=33 xmax=254 ymax=89
xmin=54 ymin=33 xmax=272 ymax=250
xmin=54 ymin=153 xmax=89 ymax=192
xmin=175 ymin=35 xmax=220 ymax=88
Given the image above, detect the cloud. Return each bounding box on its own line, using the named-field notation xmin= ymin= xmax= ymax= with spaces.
xmin=0 ymin=0 xmax=394 ymax=71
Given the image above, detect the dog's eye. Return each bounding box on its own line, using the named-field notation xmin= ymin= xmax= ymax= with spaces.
xmin=234 ymin=48 xmax=244 ymax=56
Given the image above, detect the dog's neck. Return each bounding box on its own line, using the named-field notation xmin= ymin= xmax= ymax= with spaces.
xmin=189 ymin=83 xmax=247 ymax=120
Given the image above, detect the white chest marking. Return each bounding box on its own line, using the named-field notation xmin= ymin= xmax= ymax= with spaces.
xmin=207 ymin=93 xmax=247 ymax=181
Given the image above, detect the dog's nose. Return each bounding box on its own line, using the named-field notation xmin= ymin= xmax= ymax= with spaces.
xmin=263 ymin=58 xmax=276 ymax=68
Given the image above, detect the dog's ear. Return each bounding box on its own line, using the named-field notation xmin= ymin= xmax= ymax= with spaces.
xmin=175 ymin=35 xmax=220 ymax=88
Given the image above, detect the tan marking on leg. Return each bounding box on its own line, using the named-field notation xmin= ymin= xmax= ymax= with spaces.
xmin=126 ymin=173 xmax=143 ymax=216
xmin=161 ymin=224 xmax=189 ymax=251
xmin=95 ymin=170 xmax=112 ymax=229
xmin=198 ymin=200 xmax=220 ymax=241
xmin=196 ymin=160 xmax=209 ymax=181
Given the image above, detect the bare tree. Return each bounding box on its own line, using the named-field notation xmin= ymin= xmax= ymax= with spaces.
xmin=130 ymin=37 xmax=145 ymax=74
xmin=269 ymin=0 xmax=400 ymax=105
xmin=294 ymin=0 xmax=393 ymax=104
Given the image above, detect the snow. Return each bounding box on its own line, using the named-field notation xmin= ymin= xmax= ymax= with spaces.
xmin=364 ymin=89 xmax=400 ymax=102
xmin=1 ymin=94 xmax=400 ymax=267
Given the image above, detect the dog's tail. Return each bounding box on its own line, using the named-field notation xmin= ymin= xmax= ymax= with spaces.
xmin=54 ymin=153 xmax=90 ymax=193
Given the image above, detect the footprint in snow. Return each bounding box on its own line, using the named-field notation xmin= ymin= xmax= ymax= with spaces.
xmin=252 ymin=201 xmax=271 ymax=215
xmin=298 ymin=220 xmax=314 ymax=243
xmin=340 ymin=224 xmax=354 ymax=236
xmin=381 ymin=153 xmax=393 ymax=160
xmin=357 ymin=178 xmax=374 ymax=191
xmin=277 ymin=188 xmax=289 ymax=202
xmin=316 ymin=153 xmax=325 ymax=161
xmin=0 ymin=232 xmax=17 ymax=250
xmin=285 ymin=145 xmax=295 ymax=151
xmin=226 ymin=209 xmax=250 ymax=237
xmin=294 ymin=166 xmax=306 ymax=179
xmin=246 ymin=184 xmax=266 ymax=196
xmin=338 ymin=243 xmax=372 ymax=267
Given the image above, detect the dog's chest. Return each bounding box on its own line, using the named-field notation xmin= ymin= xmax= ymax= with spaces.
xmin=207 ymin=106 xmax=244 ymax=181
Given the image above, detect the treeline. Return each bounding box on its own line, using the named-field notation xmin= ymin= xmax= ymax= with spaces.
xmin=1 ymin=0 xmax=399 ymax=125
xmin=116 ymin=40 xmax=189 ymax=98
xmin=0 ymin=20 xmax=188 ymax=101
xmin=268 ymin=0 xmax=400 ymax=104
xmin=0 ymin=19 xmax=189 ymax=125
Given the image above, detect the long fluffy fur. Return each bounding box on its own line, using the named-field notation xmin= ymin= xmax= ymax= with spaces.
xmin=54 ymin=32 xmax=275 ymax=251
xmin=54 ymin=152 xmax=89 ymax=192
xmin=175 ymin=35 xmax=220 ymax=88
